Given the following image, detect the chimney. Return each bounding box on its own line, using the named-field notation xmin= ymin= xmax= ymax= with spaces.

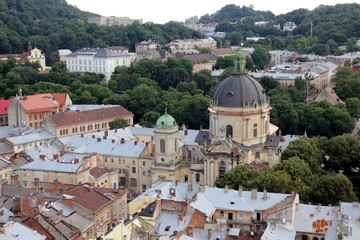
xmin=105 ymin=130 xmax=108 ymax=136
xmin=185 ymin=129 xmax=188 ymax=136
xmin=121 ymin=138 xmax=125 ymax=144
xmin=200 ymin=183 xmax=205 ymax=192
xmin=73 ymin=159 xmax=79 ymax=164
xmin=60 ymin=151 xmax=65 ymax=156
xmin=115 ymin=129 xmax=117 ymax=133
xmin=112 ymin=139 xmax=115 ymax=143
xmin=39 ymin=155 xmax=45 ymax=160
xmin=103 ymin=135 xmax=107 ymax=140
xmin=224 ymin=185 xmax=228 ymax=193
xmin=97 ymin=138 xmax=101 ymax=142
xmin=187 ymin=183 xmax=193 ymax=192
xmin=134 ymin=141 xmax=138 ymax=145
xmin=251 ymin=189 xmax=257 ymax=200
xmin=92 ymin=135 xmax=95 ymax=139
xmin=238 ymin=186 xmax=243 ymax=197
xmin=175 ymin=180 xmax=178 ymax=186
xmin=53 ymin=154 xmax=58 ymax=160
xmin=262 ymin=188 xmax=268 ymax=200
xmin=81 ymin=134 xmax=84 ymax=137
xmin=207 ymin=228 xmax=212 ymax=240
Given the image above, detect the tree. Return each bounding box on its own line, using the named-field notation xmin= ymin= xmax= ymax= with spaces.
xmin=311 ymin=174 xmax=357 ymax=205
xmin=182 ymin=94 xmax=210 ymax=129
xmin=139 ymin=111 xmax=161 ymax=127
xmin=109 ymin=118 xmax=129 ymax=129
xmin=192 ymin=70 xmax=213 ymax=94
xmin=251 ymin=46 xmax=270 ymax=70
xmin=282 ymin=137 xmax=325 ymax=175
xmin=345 ymin=98 xmax=360 ymax=119
xmin=259 ymin=76 xmax=279 ymax=92
xmin=321 ymin=134 xmax=360 ymax=173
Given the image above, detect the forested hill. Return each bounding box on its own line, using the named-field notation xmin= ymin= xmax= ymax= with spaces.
xmin=0 ymin=0 xmax=201 ymax=58
xmin=199 ymin=3 xmax=360 ymax=45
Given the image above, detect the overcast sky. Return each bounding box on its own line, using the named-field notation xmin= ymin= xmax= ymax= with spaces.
xmin=66 ymin=0 xmax=357 ymax=24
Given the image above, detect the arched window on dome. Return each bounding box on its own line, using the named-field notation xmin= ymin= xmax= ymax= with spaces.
xmin=226 ymin=125 xmax=233 ymax=138
xmin=253 ymin=124 xmax=258 ymax=138
xmin=160 ymin=139 xmax=165 ymax=153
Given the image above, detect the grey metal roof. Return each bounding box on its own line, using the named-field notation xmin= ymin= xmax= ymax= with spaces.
xmin=195 ymin=130 xmax=209 ymax=143
xmin=0 ymin=221 xmax=46 ymax=240
xmin=0 ymin=142 xmax=13 ymax=155
xmin=17 ymin=159 xmax=82 ymax=173
xmin=60 ymin=136 xmax=146 ymax=158
xmin=68 ymin=48 xmax=131 ymax=58
xmin=191 ymin=187 xmax=290 ymax=217
xmin=264 ymin=135 xmax=284 ymax=148
xmin=212 ymin=74 xmax=267 ymax=108
xmin=7 ymin=129 xmax=55 ymax=145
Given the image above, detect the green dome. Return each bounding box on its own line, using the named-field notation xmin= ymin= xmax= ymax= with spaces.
xmin=155 ymin=112 xmax=177 ymax=129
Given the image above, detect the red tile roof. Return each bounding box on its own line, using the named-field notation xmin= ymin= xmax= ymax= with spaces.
xmin=90 ymin=167 xmax=118 ymax=179
xmin=19 ymin=93 xmax=59 ymax=113
xmin=51 ymin=93 xmax=68 ymax=107
xmin=0 ymin=99 xmax=12 ymax=115
xmin=48 ymin=106 xmax=133 ymax=127
xmin=74 ymin=190 xmax=111 ymax=212
xmin=94 ymin=187 xmax=127 ymax=199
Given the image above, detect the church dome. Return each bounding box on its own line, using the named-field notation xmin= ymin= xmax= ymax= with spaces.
xmin=155 ymin=111 xmax=177 ymax=129
xmin=212 ymin=74 xmax=267 ymax=108
xmin=212 ymin=50 xmax=267 ymax=108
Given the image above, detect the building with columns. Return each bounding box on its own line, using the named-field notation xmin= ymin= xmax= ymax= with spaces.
xmin=196 ymin=50 xmax=283 ymax=187
xmin=148 ymin=50 xmax=283 ymax=188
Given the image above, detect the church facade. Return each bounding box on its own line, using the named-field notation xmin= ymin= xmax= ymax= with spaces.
xmin=150 ymin=50 xmax=283 ymax=187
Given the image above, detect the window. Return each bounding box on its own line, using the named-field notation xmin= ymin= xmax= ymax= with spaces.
xmin=253 ymin=123 xmax=258 ymax=138
xmin=226 ymin=125 xmax=233 ymax=138
xmin=132 ymin=167 xmax=136 ymax=174
xmin=132 ymin=160 xmax=135 ymax=165
xmin=142 ymin=184 xmax=146 ymax=190
xmin=220 ymin=211 xmax=224 ymax=217
xmin=184 ymin=174 xmax=188 ymax=182
xmin=160 ymin=139 xmax=165 ymax=153
xmin=219 ymin=161 xmax=226 ymax=178
xmin=238 ymin=213 xmax=244 ymax=219
xmin=130 ymin=178 xmax=137 ymax=188
xmin=196 ymin=173 xmax=201 ymax=183
xmin=143 ymin=161 xmax=145 ymax=166
xmin=119 ymin=177 xmax=125 ymax=187
xmin=174 ymin=138 xmax=177 ymax=151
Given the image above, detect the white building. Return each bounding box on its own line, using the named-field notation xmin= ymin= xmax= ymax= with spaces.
xmin=283 ymin=22 xmax=297 ymax=31
xmin=66 ymin=48 xmax=136 ymax=81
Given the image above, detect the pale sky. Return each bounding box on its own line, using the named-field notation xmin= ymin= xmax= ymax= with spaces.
xmin=66 ymin=0 xmax=357 ymax=24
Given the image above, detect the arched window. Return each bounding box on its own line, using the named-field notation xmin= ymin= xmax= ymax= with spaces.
xmin=196 ymin=173 xmax=201 ymax=182
xmin=174 ymin=139 xmax=177 ymax=151
xmin=160 ymin=139 xmax=165 ymax=153
xmin=226 ymin=125 xmax=233 ymax=138
xmin=219 ymin=161 xmax=226 ymax=178
xmin=253 ymin=124 xmax=258 ymax=138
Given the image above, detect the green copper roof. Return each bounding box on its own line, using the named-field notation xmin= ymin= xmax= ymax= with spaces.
xmin=234 ymin=49 xmax=246 ymax=74
xmin=155 ymin=110 xmax=177 ymax=129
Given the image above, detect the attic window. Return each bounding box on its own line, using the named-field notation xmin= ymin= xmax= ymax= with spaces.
xmin=230 ymin=200 xmax=235 ymax=205
xmin=227 ymin=91 xmax=234 ymax=97
xmin=161 ymin=121 xmax=164 ymax=125
xmin=165 ymin=225 xmax=171 ymax=231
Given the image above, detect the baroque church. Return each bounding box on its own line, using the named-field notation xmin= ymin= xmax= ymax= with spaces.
xmin=150 ymin=50 xmax=283 ymax=187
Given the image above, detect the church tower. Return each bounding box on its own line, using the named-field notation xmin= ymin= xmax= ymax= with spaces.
xmin=151 ymin=108 xmax=182 ymax=182
xmin=201 ymin=49 xmax=282 ymax=187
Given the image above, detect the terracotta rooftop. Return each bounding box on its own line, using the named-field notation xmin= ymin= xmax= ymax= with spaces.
xmin=0 ymin=99 xmax=12 ymax=115
xmin=51 ymin=93 xmax=68 ymax=107
xmin=324 ymin=86 xmax=344 ymax=104
xmin=94 ymin=187 xmax=127 ymax=200
xmin=74 ymin=190 xmax=111 ymax=212
xmin=90 ymin=167 xmax=118 ymax=179
xmin=48 ymin=105 xmax=133 ymax=127
xmin=212 ymin=48 xmax=236 ymax=56
xmin=19 ymin=93 xmax=59 ymax=113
